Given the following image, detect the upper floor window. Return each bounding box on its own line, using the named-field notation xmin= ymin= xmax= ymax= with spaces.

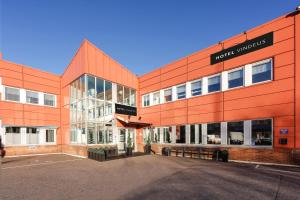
xmin=143 ymin=94 xmax=150 ymax=107
xmin=208 ymin=75 xmax=221 ymax=93
xmin=130 ymin=89 xmax=136 ymax=107
xmin=44 ymin=94 xmax=55 ymax=106
xmin=87 ymin=75 xmax=96 ymax=98
xmin=123 ymin=87 xmax=130 ymax=105
xmin=117 ymin=85 xmax=123 ymax=104
xmin=177 ymin=85 xmax=186 ymax=99
xmin=191 ymin=80 xmax=202 ymax=96
xmin=153 ymin=91 xmax=160 ymax=105
xmin=228 ymin=68 xmax=244 ymax=89
xmin=164 ymin=88 xmax=172 ymax=102
xmin=105 ymin=81 xmax=112 ymax=101
xmin=96 ymin=78 xmax=104 ymax=100
xmin=252 ymin=60 xmax=272 ymax=84
xmin=26 ymin=91 xmax=39 ymax=104
xmin=5 ymin=87 xmax=20 ymax=102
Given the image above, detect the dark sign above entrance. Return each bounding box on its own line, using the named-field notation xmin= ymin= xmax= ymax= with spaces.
xmin=210 ymin=32 xmax=273 ymax=65
xmin=115 ymin=103 xmax=137 ymax=116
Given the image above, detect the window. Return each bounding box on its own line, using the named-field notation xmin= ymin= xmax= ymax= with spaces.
xmin=177 ymin=85 xmax=186 ymax=99
xmin=208 ymin=75 xmax=221 ymax=93
xmin=207 ymin=123 xmax=221 ymax=144
xmin=252 ymin=60 xmax=272 ymax=84
xmin=151 ymin=128 xmax=160 ymax=143
xmin=46 ymin=129 xmax=55 ymax=143
xmin=117 ymin=85 xmax=123 ymax=104
xmin=105 ymin=129 xmax=113 ymax=143
xmin=87 ymin=75 xmax=95 ymax=98
xmin=26 ymin=91 xmax=39 ymax=104
xmin=5 ymin=87 xmax=20 ymax=102
xmin=105 ymin=81 xmax=112 ymax=101
xmin=96 ymin=78 xmax=104 ymax=100
xmin=163 ymin=127 xmax=172 ymax=143
xmin=96 ymin=101 xmax=105 ymax=118
xmin=26 ymin=128 xmax=39 ymax=144
xmin=228 ymin=121 xmax=244 ymax=145
xmin=198 ymin=125 xmax=202 ymax=144
xmin=252 ymin=119 xmax=272 ymax=146
xmin=97 ymin=129 xmax=105 ymax=144
xmin=228 ymin=68 xmax=244 ymax=89
xmin=44 ymin=94 xmax=55 ymax=106
xmin=153 ymin=91 xmax=160 ymax=105
xmin=190 ymin=125 xmax=195 ymax=144
xmin=80 ymin=75 xmax=86 ymax=99
xmin=191 ymin=80 xmax=202 ymax=96
xmin=164 ymin=88 xmax=172 ymax=102
xmin=130 ymin=89 xmax=136 ymax=107
xmin=70 ymin=124 xmax=77 ymax=143
xmin=105 ymin=102 xmax=112 ymax=115
xmin=123 ymin=87 xmax=130 ymax=105
xmin=176 ymin=125 xmax=186 ymax=144
xmin=143 ymin=94 xmax=150 ymax=107
xmin=5 ymin=127 xmax=21 ymax=145
xmin=87 ymin=124 xmax=96 ymax=144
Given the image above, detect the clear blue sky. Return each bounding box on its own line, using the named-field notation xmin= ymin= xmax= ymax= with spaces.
xmin=0 ymin=0 xmax=299 ymax=76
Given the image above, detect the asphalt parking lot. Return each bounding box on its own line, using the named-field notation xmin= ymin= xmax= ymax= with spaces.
xmin=1 ymin=154 xmax=300 ymax=200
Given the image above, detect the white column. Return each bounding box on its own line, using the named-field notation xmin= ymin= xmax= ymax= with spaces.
xmin=112 ymin=83 xmax=117 ymax=112
xmin=185 ymin=125 xmax=190 ymax=144
xmin=195 ymin=124 xmax=199 ymax=144
xmin=149 ymin=93 xmax=154 ymax=106
xmin=160 ymin=90 xmax=165 ymax=104
xmin=20 ymin=89 xmax=26 ymax=103
xmin=39 ymin=92 xmax=44 ymax=106
xmin=244 ymin=120 xmax=252 ymax=145
xmin=54 ymin=129 xmax=57 ymax=144
xmin=172 ymin=86 xmax=177 ymax=101
xmin=221 ymin=71 xmax=228 ymax=91
xmin=21 ymin=127 xmax=27 ymax=145
xmin=202 ymin=124 xmax=207 ymax=145
xmin=39 ymin=129 xmax=46 ymax=145
xmin=112 ymin=121 xmax=118 ymax=144
xmin=186 ymin=82 xmax=191 ymax=98
xmin=221 ymin=122 xmax=227 ymax=145
xmin=171 ymin=125 xmax=176 ymax=144
xmin=244 ymin=64 xmax=252 ymax=86
xmin=202 ymin=77 xmax=208 ymax=95
xmin=159 ymin=127 xmax=163 ymax=144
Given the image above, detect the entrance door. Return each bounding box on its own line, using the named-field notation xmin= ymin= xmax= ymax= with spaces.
xmin=118 ymin=129 xmax=126 ymax=152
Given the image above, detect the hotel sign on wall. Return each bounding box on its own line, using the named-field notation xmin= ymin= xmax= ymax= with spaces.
xmin=115 ymin=103 xmax=137 ymax=116
xmin=210 ymin=32 xmax=273 ymax=64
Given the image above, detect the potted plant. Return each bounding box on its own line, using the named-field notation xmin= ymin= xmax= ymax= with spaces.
xmin=144 ymin=134 xmax=151 ymax=154
xmin=126 ymin=136 xmax=133 ymax=156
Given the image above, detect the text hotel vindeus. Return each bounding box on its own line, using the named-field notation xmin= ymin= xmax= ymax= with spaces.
xmin=1 ymin=9 xmax=300 ymax=164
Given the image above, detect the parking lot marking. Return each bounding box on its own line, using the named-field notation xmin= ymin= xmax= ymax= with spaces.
xmin=1 ymin=158 xmax=83 ymax=170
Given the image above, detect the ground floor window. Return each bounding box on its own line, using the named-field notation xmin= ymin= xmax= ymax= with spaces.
xmin=46 ymin=129 xmax=55 ymax=143
xmin=5 ymin=127 xmax=21 ymax=145
xmin=27 ymin=128 xmax=39 ymax=144
xmin=227 ymin=121 xmax=244 ymax=145
xmin=163 ymin=127 xmax=172 ymax=143
xmin=105 ymin=129 xmax=113 ymax=143
xmin=207 ymin=123 xmax=221 ymax=144
xmin=198 ymin=125 xmax=202 ymax=144
xmin=190 ymin=125 xmax=195 ymax=144
xmin=251 ymin=119 xmax=272 ymax=146
xmin=176 ymin=125 xmax=185 ymax=144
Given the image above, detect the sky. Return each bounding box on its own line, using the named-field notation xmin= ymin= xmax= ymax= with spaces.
xmin=0 ymin=0 xmax=299 ymax=76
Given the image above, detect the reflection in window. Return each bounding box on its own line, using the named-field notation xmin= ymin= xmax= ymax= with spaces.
xmin=164 ymin=88 xmax=172 ymax=102
xmin=163 ymin=127 xmax=172 ymax=143
xmin=26 ymin=91 xmax=39 ymax=104
xmin=190 ymin=125 xmax=195 ymax=144
xmin=208 ymin=75 xmax=221 ymax=93
xmin=228 ymin=121 xmax=244 ymax=145
xmin=105 ymin=81 xmax=112 ymax=101
xmin=177 ymin=85 xmax=186 ymax=99
xmin=87 ymin=124 xmax=96 ymax=144
xmin=252 ymin=60 xmax=272 ymax=84
xmin=44 ymin=94 xmax=55 ymax=106
xmin=5 ymin=87 xmax=20 ymax=102
xmin=87 ymin=76 xmax=95 ymax=98
xmin=207 ymin=123 xmax=221 ymax=144
xmin=191 ymin=80 xmax=202 ymax=96
xmin=143 ymin=94 xmax=150 ymax=107
xmin=117 ymin=85 xmax=123 ymax=104
xmin=96 ymin=78 xmax=104 ymax=100
xmin=130 ymin=89 xmax=136 ymax=107
xmin=252 ymin=119 xmax=272 ymax=146
xmin=176 ymin=125 xmax=186 ymax=144
xmin=153 ymin=91 xmax=160 ymax=105
xmin=228 ymin=69 xmax=244 ymax=89
xmin=96 ymin=101 xmax=105 ymax=118
xmin=198 ymin=125 xmax=202 ymax=144
xmin=123 ymin=87 xmax=130 ymax=105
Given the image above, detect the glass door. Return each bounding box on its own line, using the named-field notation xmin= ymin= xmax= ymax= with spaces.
xmin=118 ymin=129 xmax=126 ymax=152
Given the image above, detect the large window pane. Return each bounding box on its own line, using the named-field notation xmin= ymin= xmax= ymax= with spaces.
xmin=105 ymin=128 xmax=113 ymax=143
xmin=252 ymin=60 xmax=272 ymax=83
xmin=191 ymin=80 xmax=202 ymax=96
xmin=44 ymin=94 xmax=55 ymax=106
xmin=143 ymin=94 xmax=150 ymax=107
xmin=88 ymin=99 xmax=95 ymax=120
xmin=87 ymin=124 xmax=96 ymax=144
xmin=87 ymin=76 xmax=95 ymax=98
xmin=228 ymin=69 xmax=244 ymax=89
xmin=208 ymin=75 xmax=221 ymax=93
xmin=5 ymin=87 xmax=20 ymax=102
xmin=117 ymin=85 xmax=123 ymax=104
xmin=207 ymin=123 xmax=221 ymax=144
xmin=105 ymin=102 xmax=112 ymax=115
xmin=46 ymin=129 xmax=55 ymax=143
xmin=96 ymin=78 xmax=104 ymax=100
xmin=80 ymin=75 xmax=86 ymax=98
xmin=123 ymin=87 xmax=130 ymax=105
xmin=176 ymin=125 xmax=186 ymax=144
xmin=252 ymin=119 xmax=272 ymax=146
xmin=105 ymin=81 xmax=112 ymax=101
xmin=163 ymin=127 xmax=172 ymax=143
xmin=177 ymin=85 xmax=186 ymax=99
xmin=228 ymin=121 xmax=244 ymax=145
xmin=164 ymin=88 xmax=172 ymax=102
xmin=96 ymin=101 xmax=105 ymax=118
xmin=153 ymin=91 xmax=160 ymax=105
xmin=130 ymin=89 xmax=136 ymax=107
xmin=26 ymin=128 xmax=39 ymax=144
xmin=96 ymin=124 xmax=105 ymax=144
xmin=190 ymin=125 xmax=195 ymax=144
xmin=198 ymin=125 xmax=202 ymax=144
xmin=5 ymin=127 xmax=21 ymax=145
xmin=26 ymin=91 xmax=39 ymax=104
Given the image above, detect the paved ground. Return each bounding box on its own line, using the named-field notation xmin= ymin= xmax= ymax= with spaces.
xmin=1 ymin=154 xmax=300 ymax=200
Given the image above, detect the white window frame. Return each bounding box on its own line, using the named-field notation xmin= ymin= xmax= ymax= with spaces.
xmin=250 ymin=118 xmax=273 ymax=147
xmin=152 ymin=91 xmax=160 ymax=105
xmin=251 ymin=58 xmax=273 ymax=85
xmin=44 ymin=93 xmax=56 ymax=107
xmin=4 ymin=86 xmax=20 ymax=102
xmin=26 ymin=90 xmax=39 ymax=105
xmin=164 ymin=88 xmax=173 ymax=103
xmin=176 ymin=84 xmax=186 ymax=100
xmin=207 ymin=73 xmax=222 ymax=94
xmin=227 ymin=66 xmax=245 ymax=90
xmin=190 ymin=79 xmax=202 ymax=97
xmin=143 ymin=94 xmax=150 ymax=107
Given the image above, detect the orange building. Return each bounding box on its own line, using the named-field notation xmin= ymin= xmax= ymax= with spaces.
xmin=0 ymin=8 xmax=299 ymax=164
